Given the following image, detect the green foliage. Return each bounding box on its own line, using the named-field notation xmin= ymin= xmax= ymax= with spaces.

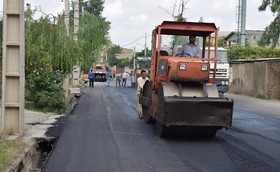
xmin=258 ymin=0 xmax=280 ymax=48
xmin=0 ymin=138 xmax=26 ymax=171
xmin=175 ymin=14 xmax=186 ymax=22
xmin=170 ymin=36 xmax=187 ymax=52
xmin=107 ymin=44 xmax=122 ymax=66
xmin=256 ymin=94 xmax=267 ymax=99
xmin=120 ymin=58 xmax=130 ymax=67
xmin=218 ymin=37 xmax=225 ymax=47
xmin=174 ymin=0 xmax=187 ymax=22
xmin=228 ymin=46 xmax=280 ymax=60
xmin=81 ymin=0 xmax=105 ymax=19
xmin=135 ymin=48 xmax=152 ymax=57
xmin=23 ymin=4 xmax=110 ymax=113
xmin=78 ymin=12 xmax=110 ymax=71
xmin=25 ymin=64 xmax=67 ymax=113
xmin=25 ymin=15 xmax=80 ymax=75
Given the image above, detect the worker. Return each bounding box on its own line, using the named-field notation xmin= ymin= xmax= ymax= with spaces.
xmin=181 ymin=35 xmax=201 ymax=57
xmin=106 ymin=69 xmax=111 ymax=87
xmin=88 ymin=69 xmax=95 ymax=87
xmin=122 ymin=72 xmax=130 ymax=87
xmin=137 ymin=70 xmax=149 ymax=119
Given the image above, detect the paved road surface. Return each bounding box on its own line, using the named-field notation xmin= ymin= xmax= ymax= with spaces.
xmin=44 ymin=82 xmax=280 ymax=172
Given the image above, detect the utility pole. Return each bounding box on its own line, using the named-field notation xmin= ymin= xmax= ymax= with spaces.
xmin=236 ymin=0 xmax=242 ymax=43
xmin=72 ymin=0 xmax=80 ymax=86
xmin=62 ymin=0 xmax=70 ymax=93
xmin=64 ymin=0 xmax=70 ymax=37
xmin=131 ymin=46 xmax=136 ymax=87
xmin=1 ymin=0 xmax=25 ymax=135
xmin=74 ymin=0 xmax=79 ymax=41
xmin=144 ymin=33 xmax=147 ymax=57
xmin=240 ymin=0 xmax=247 ymax=46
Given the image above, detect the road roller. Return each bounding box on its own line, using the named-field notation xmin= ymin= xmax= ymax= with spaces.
xmin=139 ymin=21 xmax=234 ymax=137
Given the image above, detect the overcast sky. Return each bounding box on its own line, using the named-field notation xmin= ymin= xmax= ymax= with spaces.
xmin=1 ymin=0 xmax=275 ymax=51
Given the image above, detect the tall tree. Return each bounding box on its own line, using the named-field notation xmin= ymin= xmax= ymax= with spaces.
xmin=160 ymin=0 xmax=190 ymax=54
xmin=69 ymin=0 xmax=110 ymax=70
xmin=25 ymin=14 xmax=80 ymax=75
xmin=160 ymin=0 xmax=189 ymax=22
xmin=78 ymin=12 xmax=110 ymax=71
xmin=136 ymin=48 xmax=152 ymax=57
xmin=81 ymin=0 xmax=104 ymax=18
xmin=106 ymin=45 xmax=122 ymax=66
xmin=258 ymin=0 xmax=280 ymax=48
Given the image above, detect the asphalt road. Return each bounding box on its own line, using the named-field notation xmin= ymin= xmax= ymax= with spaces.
xmin=43 ymin=82 xmax=280 ymax=172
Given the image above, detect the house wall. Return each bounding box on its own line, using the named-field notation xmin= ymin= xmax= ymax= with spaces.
xmin=229 ymin=59 xmax=280 ymax=100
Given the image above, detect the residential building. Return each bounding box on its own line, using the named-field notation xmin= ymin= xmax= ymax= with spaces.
xmin=116 ymin=48 xmax=134 ymax=60
xmin=224 ymin=30 xmax=264 ymax=47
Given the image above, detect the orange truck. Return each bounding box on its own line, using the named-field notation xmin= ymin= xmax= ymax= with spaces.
xmin=139 ymin=21 xmax=234 ymax=137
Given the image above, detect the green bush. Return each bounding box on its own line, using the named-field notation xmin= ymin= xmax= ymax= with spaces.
xmin=228 ymin=46 xmax=280 ymax=60
xmin=26 ymin=64 xmax=67 ymax=113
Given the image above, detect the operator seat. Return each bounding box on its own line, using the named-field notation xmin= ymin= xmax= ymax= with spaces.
xmin=159 ymin=50 xmax=169 ymax=56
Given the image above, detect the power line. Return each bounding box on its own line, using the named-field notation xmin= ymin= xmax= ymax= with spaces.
xmin=121 ymin=36 xmax=144 ymax=47
xmin=121 ymin=34 xmax=152 ymax=48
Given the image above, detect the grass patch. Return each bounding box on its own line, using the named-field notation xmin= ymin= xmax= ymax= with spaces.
xmin=25 ymin=102 xmax=39 ymax=111
xmin=0 ymin=136 xmax=26 ymax=171
xmin=256 ymin=94 xmax=267 ymax=100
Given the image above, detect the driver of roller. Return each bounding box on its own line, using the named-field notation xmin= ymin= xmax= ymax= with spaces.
xmin=181 ymin=35 xmax=201 ymax=57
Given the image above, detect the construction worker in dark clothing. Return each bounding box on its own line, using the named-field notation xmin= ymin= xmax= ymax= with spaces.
xmin=88 ymin=69 xmax=95 ymax=87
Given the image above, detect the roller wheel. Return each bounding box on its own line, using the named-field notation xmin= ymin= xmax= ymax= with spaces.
xmin=156 ymin=122 xmax=169 ymax=138
xmin=203 ymin=128 xmax=217 ymax=139
xmin=142 ymin=81 xmax=155 ymax=123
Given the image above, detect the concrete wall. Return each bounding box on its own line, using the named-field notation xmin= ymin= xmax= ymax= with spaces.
xmin=229 ymin=58 xmax=280 ymax=100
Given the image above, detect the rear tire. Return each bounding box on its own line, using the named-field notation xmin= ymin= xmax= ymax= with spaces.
xmin=156 ymin=122 xmax=169 ymax=138
xmin=142 ymin=81 xmax=155 ymax=124
xmin=195 ymin=127 xmax=217 ymax=139
xmin=203 ymin=128 xmax=217 ymax=139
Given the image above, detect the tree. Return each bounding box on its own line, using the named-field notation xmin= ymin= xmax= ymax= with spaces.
xmin=81 ymin=0 xmax=104 ymax=19
xmin=25 ymin=14 xmax=80 ymax=75
xmin=78 ymin=12 xmax=110 ymax=71
xmin=135 ymin=48 xmax=152 ymax=57
xmin=258 ymin=0 xmax=280 ymax=48
xmin=160 ymin=0 xmax=189 ymax=22
xmin=23 ymin=4 xmax=110 ymax=112
xmin=218 ymin=37 xmax=225 ymax=47
xmin=120 ymin=58 xmax=130 ymax=67
xmin=68 ymin=1 xmax=110 ymax=71
xmin=160 ymin=0 xmax=190 ymax=53
xmin=106 ymin=45 xmax=122 ymax=66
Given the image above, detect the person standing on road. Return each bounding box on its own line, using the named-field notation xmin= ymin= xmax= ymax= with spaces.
xmin=122 ymin=72 xmax=130 ymax=87
xmin=88 ymin=69 xmax=95 ymax=87
xmin=137 ymin=70 xmax=149 ymax=119
xmin=116 ymin=73 xmax=122 ymax=87
xmin=106 ymin=69 xmax=111 ymax=87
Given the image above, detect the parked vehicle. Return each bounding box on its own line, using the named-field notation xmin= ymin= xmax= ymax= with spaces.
xmin=207 ymin=47 xmax=230 ymax=93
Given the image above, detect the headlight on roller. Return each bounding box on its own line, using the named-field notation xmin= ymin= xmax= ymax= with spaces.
xmin=201 ymin=64 xmax=208 ymax=71
xmin=221 ymin=81 xmax=225 ymax=85
xmin=179 ymin=64 xmax=186 ymax=70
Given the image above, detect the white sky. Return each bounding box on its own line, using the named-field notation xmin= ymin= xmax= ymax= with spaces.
xmin=0 ymin=0 xmax=275 ymax=51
